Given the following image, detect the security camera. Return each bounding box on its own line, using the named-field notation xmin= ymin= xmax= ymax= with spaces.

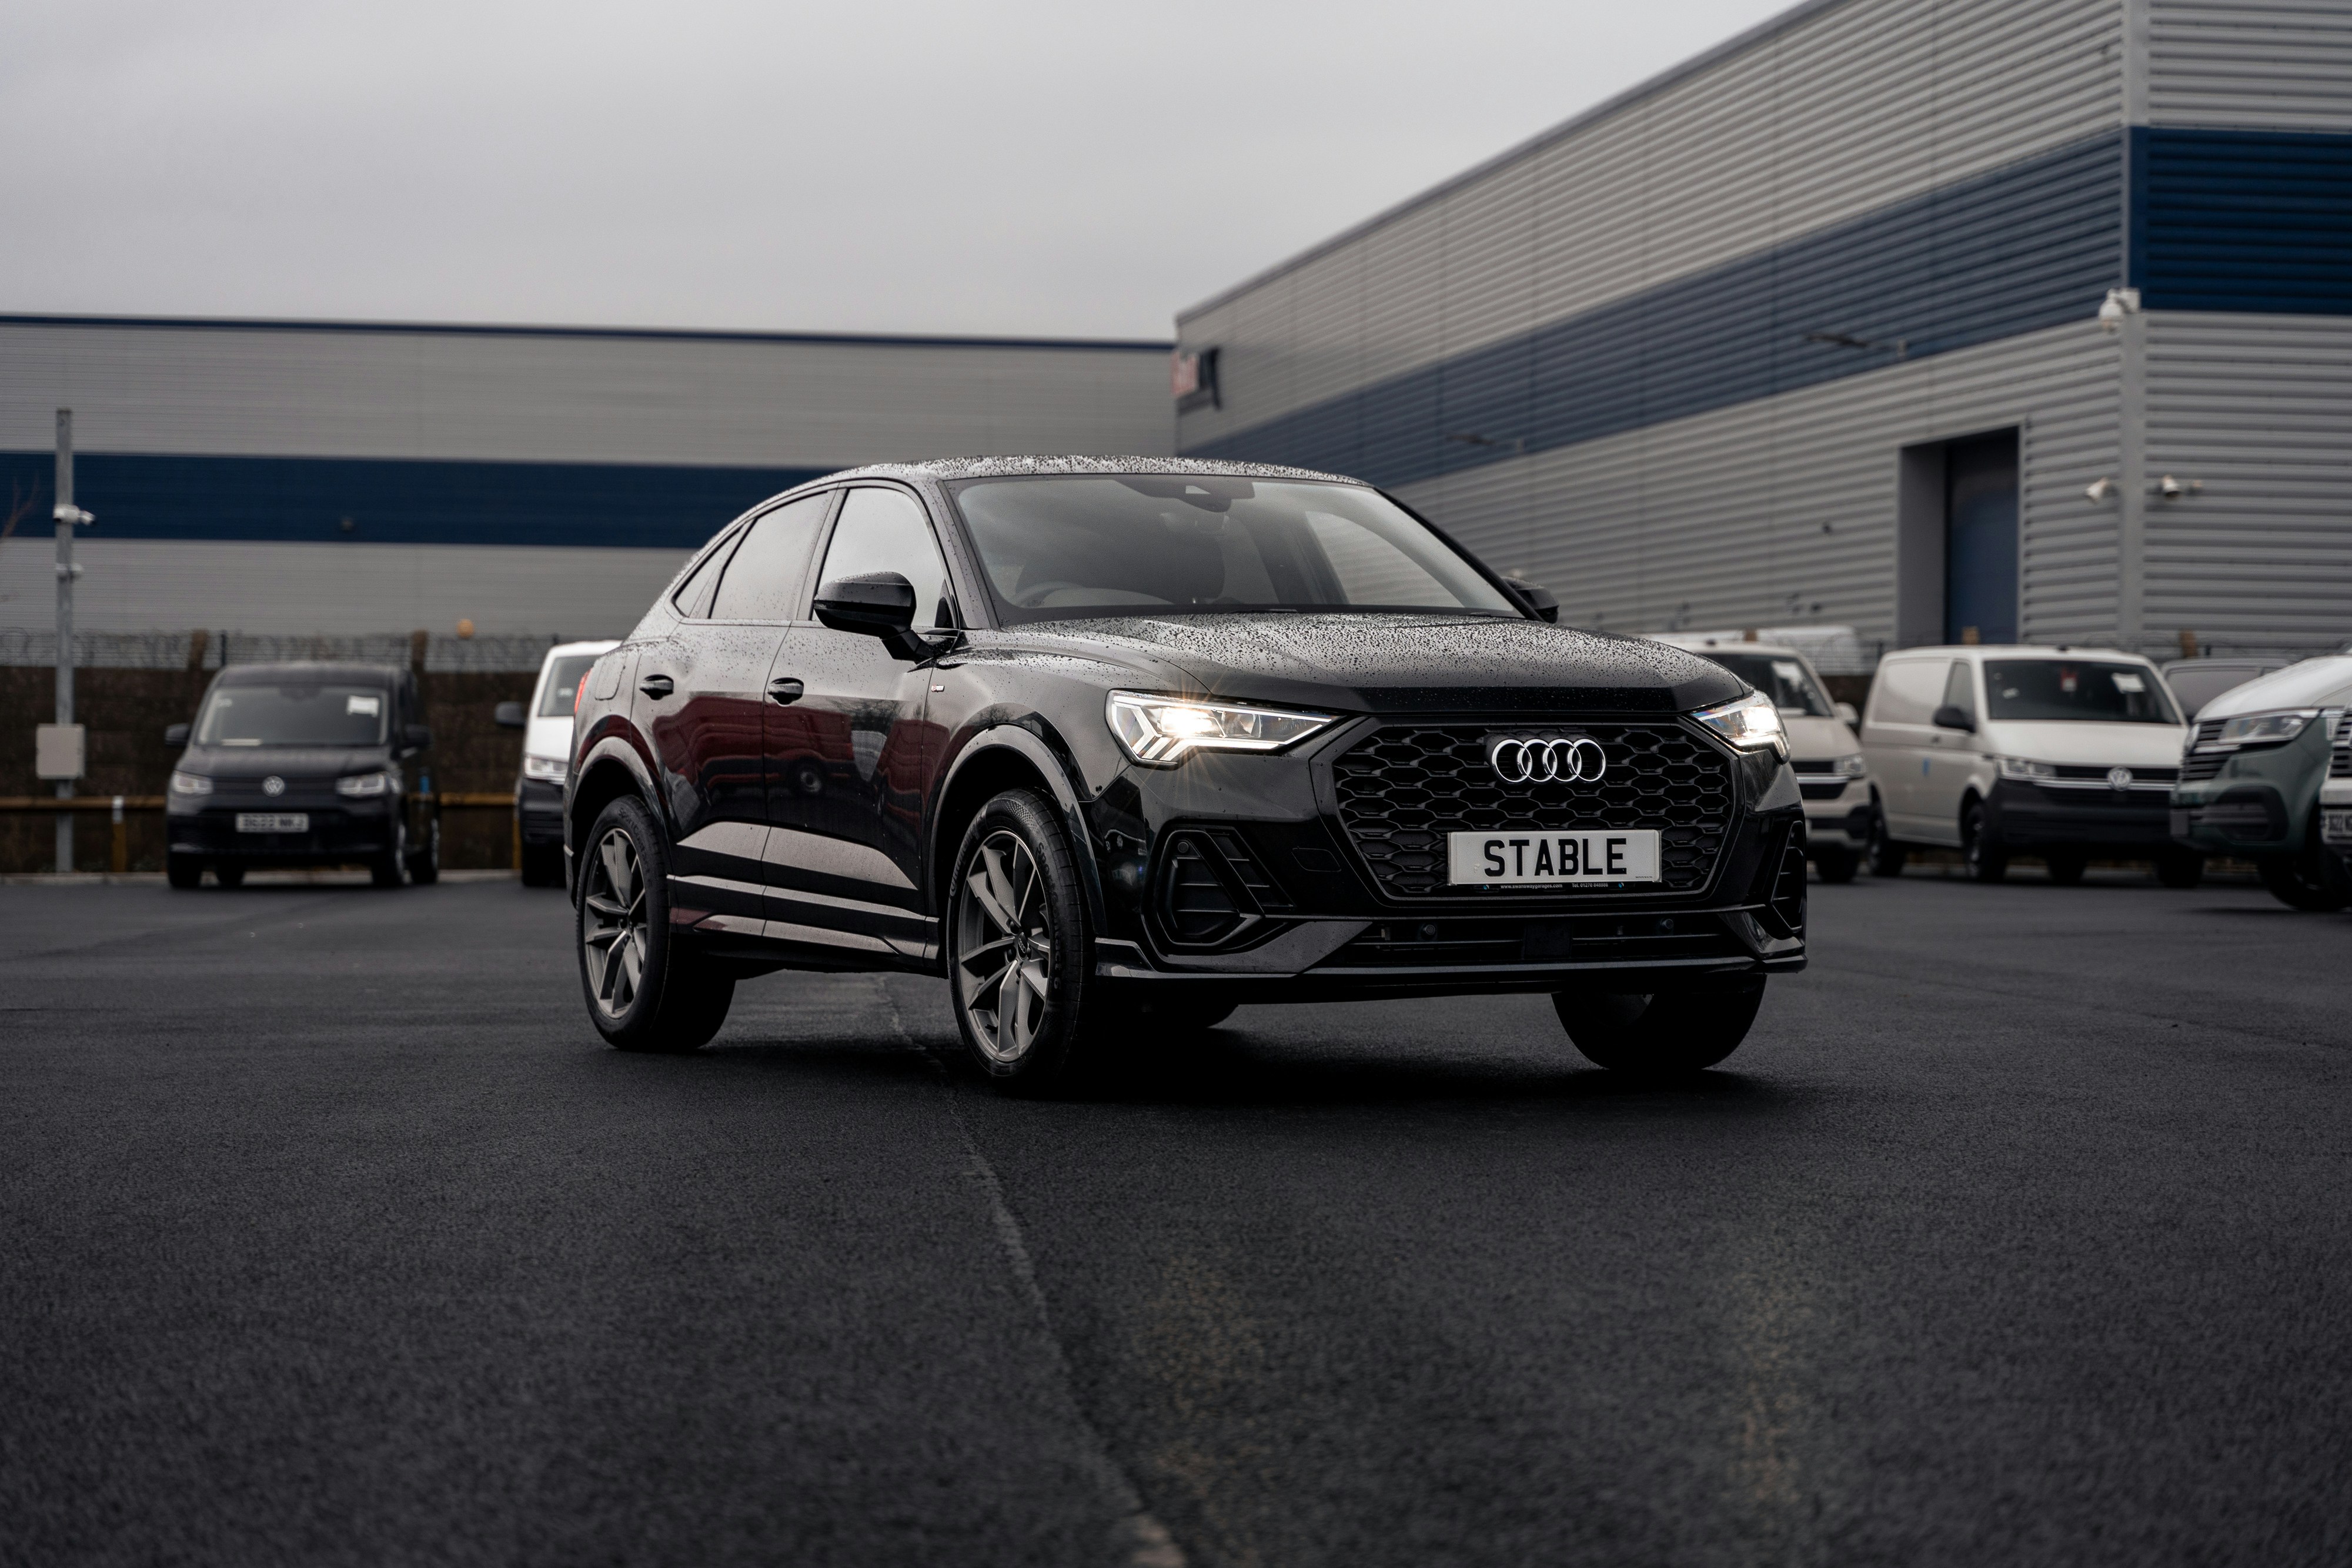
xmin=2084 ymin=476 xmax=2114 ymax=502
xmin=2096 ymin=287 xmax=2141 ymax=334
xmin=2159 ymin=474 xmax=2184 ymax=499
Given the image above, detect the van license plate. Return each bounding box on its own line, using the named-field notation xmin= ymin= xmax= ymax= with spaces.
xmin=237 ymin=813 xmax=308 ymax=834
xmin=1448 ymin=829 xmax=1661 ymax=885
xmin=2324 ymin=809 xmax=2352 ymax=846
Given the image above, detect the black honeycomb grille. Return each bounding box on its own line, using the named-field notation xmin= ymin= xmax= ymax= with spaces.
xmin=1332 ymin=721 xmax=1735 ymax=898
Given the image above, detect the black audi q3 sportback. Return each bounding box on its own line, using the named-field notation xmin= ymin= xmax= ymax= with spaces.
xmin=164 ymin=662 xmax=441 ymax=889
xmin=564 ymin=457 xmax=1805 ymax=1084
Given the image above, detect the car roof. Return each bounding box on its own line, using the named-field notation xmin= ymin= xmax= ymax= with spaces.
xmin=2194 ymin=654 xmax=2352 ymax=719
xmin=541 ymin=640 xmax=619 ymax=662
xmin=214 ymin=661 xmax=403 ymax=686
xmin=800 ymin=454 xmax=1365 ymax=487
xmin=1884 ymin=645 xmax=2150 ymax=664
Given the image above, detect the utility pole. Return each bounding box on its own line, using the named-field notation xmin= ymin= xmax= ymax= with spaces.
xmin=51 ymin=410 xmax=95 ymax=872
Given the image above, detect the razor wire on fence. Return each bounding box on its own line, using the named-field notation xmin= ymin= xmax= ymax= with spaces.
xmin=0 ymin=627 xmax=570 ymax=672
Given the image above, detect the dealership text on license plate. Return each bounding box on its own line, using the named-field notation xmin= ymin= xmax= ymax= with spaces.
xmin=236 ymin=813 xmax=309 ymax=834
xmin=1448 ymin=829 xmax=1661 ymax=885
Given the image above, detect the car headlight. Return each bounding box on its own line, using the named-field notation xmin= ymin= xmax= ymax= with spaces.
xmin=168 ymin=770 xmax=213 ymax=796
xmin=2216 ymin=710 xmax=2316 ymax=747
xmin=1833 ymin=753 xmax=1868 ymax=777
xmin=336 ymin=771 xmax=392 ymax=797
xmin=1105 ymin=690 xmax=1338 ymax=766
xmin=523 ymin=753 xmax=567 ymax=783
xmin=1996 ymin=755 xmax=2058 ymax=780
xmin=1691 ymin=690 xmax=1788 ymax=758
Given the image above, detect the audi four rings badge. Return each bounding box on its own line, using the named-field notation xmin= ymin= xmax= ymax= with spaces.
xmin=1488 ymin=736 xmax=1606 ymax=784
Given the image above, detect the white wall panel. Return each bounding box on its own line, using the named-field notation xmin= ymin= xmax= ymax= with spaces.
xmin=0 ymin=322 xmax=1174 ymax=466
xmin=1180 ymin=0 xmax=2125 ymax=444
xmin=2150 ymin=1 xmax=2352 ymax=129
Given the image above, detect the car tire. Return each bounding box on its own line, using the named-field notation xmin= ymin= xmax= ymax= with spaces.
xmin=1962 ymin=798 xmax=2006 ymax=883
xmin=2257 ymin=821 xmax=2351 ymax=912
xmin=407 ymin=818 xmax=440 ymax=885
xmin=1813 ymin=846 xmax=1860 ymax=884
xmin=1868 ymin=828 xmax=1906 ymax=878
xmin=946 ymin=788 xmax=1106 ymax=1089
xmin=2043 ymin=850 xmax=2087 ymax=886
xmin=213 ymin=861 xmax=246 ymax=888
xmin=520 ymin=842 xmax=564 ymax=888
xmin=371 ymin=821 xmax=410 ymax=889
xmin=2154 ymin=848 xmax=2205 ymax=890
xmin=168 ymin=854 xmax=205 ymax=890
xmin=1553 ymin=977 xmax=1766 ymax=1077
xmin=577 ymin=795 xmax=734 ymax=1052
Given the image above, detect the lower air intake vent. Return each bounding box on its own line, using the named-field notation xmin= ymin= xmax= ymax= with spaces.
xmin=1759 ymin=826 xmax=1807 ymax=940
xmin=1153 ymin=828 xmax=1292 ymax=948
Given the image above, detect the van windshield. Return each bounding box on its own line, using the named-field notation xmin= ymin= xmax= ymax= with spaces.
xmin=196 ymin=683 xmax=391 ymax=747
xmin=1693 ymin=652 xmax=1834 ymax=717
xmin=1983 ymin=660 xmax=2179 ymax=724
xmin=947 ymin=475 xmax=1518 ymax=623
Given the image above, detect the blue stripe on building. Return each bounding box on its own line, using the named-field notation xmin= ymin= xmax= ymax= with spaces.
xmin=0 ymin=452 xmax=831 ymax=549
xmin=1181 ymin=131 xmax=2129 ymax=490
xmin=1183 ymin=127 xmax=2352 ymax=490
xmin=2134 ymin=127 xmax=2352 ymax=315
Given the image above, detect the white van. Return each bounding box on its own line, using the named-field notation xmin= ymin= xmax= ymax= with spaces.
xmin=1860 ymin=645 xmax=2195 ymax=885
xmin=496 ymin=640 xmax=619 ymax=885
xmin=1655 ymin=637 xmax=1877 ymax=881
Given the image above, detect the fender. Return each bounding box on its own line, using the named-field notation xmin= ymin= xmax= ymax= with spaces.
xmin=567 ymin=729 xmax=664 ymax=844
xmin=930 ymin=719 xmax=1108 ymax=930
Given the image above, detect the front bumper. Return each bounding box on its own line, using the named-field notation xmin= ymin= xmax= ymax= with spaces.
xmin=1798 ymin=776 xmax=1876 ymax=850
xmin=1074 ymin=713 xmax=1806 ymax=1000
xmin=1984 ymin=778 xmax=2174 ymax=851
xmin=517 ymin=777 xmax=565 ymax=845
xmin=167 ymin=800 xmax=399 ymax=861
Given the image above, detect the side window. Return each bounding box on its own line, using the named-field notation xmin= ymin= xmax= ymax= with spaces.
xmin=817 ymin=487 xmax=956 ymax=628
xmin=1869 ymin=659 xmax=1945 ymax=727
xmin=1940 ymin=659 xmax=1977 ymax=720
xmin=710 ymin=494 xmax=834 ymax=622
xmin=669 ymin=530 xmax=740 ymax=619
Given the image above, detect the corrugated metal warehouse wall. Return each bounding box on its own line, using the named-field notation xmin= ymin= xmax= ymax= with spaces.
xmin=1177 ymin=0 xmax=2352 ymax=658
xmin=0 ymin=317 xmax=1173 ymax=639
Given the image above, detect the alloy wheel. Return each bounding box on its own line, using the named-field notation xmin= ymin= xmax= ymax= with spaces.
xmin=956 ymin=830 xmax=1053 ymax=1064
xmin=582 ymin=825 xmax=650 ymax=1019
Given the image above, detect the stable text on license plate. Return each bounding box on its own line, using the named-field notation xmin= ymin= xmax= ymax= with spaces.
xmin=1448 ymin=829 xmax=1661 ymax=885
xmin=236 ymin=813 xmax=308 ymax=834
xmin=2324 ymin=808 xmax=2352 ymax=845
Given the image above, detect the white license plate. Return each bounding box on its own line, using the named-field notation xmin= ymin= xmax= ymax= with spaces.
xmin=1448 ymin=829 xmax=1661 ymax=885
xmin=2324 ymin=808 xmax=2352 ymax=845
xmin=236 ymin=813 xmax=309 ymax=834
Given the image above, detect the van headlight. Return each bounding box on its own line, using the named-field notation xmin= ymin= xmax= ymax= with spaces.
xmin=1996 ymin=756 xmax=2057 ymax=780
xmin=1691 ymin=690 xmax=1788 ymax=758
xmin=2216 ymin=710 xmax=2316 ymax=747
xmin=523 ymin=753 xmax=568 ymax=783
xmin=336 ymin=771 xmax=392 ymax=797
xmin=1105 ymin=691 xmax=1338 ymax=766
xmin=169 ymin=770 xmax=213 ymax=796
xmin=1833 ymin=753 xmax=1868 ymax=777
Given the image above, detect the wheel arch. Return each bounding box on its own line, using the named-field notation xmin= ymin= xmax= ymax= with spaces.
xmin=569 ymin=744 xmax=659 ymax=871
xmin=930 ymin=727 xmax=1100 ymax=924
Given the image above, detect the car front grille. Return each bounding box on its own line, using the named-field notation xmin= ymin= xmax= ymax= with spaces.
xmin=2332 ymin=719 xmax=2351 ymax=780
xmin=1330 ymin=720 xmax=1735 ymax=898
xmin=2180 ymin=720 xmax=2229 ymax=781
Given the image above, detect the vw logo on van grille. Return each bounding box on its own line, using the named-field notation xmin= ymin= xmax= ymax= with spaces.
xmin=262 ymin=776 xmax=286 ymax=796
xmin=1487 ymin=735 xmax=1606 ymax=785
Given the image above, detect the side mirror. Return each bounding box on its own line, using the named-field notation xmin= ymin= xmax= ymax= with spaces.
xmin=814 ymin=572 xmax=929 ymax=660
xmin=1504 ymin=576 xmax=1559 ymax=623
xmin=1931 ymin=704 xmax=1976 ymax=733
xmin=164 ymin=723 xmax=191 ymax=748
xmin=493 ymin=700 xmax=527 ymax=729
xmin=1835 ymin=701 xmax=1860 ymax=727
xmin=403 ymin=723 xmax=434 ymax=753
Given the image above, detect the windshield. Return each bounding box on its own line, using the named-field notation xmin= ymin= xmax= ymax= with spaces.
xmin=1693 ymin=652 xmax=1834 ymax=717
xmin=1984 ymin=660 xmax=2179 ymax=724
xmin=946 ymin=475 xmax=1519 ymax=622
xmin=196 ymin=682 xmax=392 ymax=747
xmin=538 ymin=655 xmax=602 ymax=717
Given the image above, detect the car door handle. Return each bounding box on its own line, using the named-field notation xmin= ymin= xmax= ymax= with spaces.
xmin=767 ymin=677 xmax=805 ymax=705
xmin=639 ymin=674 xmax=675 ymax=700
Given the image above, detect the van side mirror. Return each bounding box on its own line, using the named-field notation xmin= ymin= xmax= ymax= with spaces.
xmin=1504 ymin=576 xmax=1559 ymax=623
xmin=164 ymin=723 xmax=191 ymax=748
xmin=1835 ymin=701 xmax=1860 ymax=727
xmin=494 ymin=701 xmax=527 ymax=729
xmin=1931 ymin=704 xmax=1976 ymax=733
xmin=814 ymin=572 xmax=929 ymax=660
xmin=403 ymin=724 xmax=433 ymax=754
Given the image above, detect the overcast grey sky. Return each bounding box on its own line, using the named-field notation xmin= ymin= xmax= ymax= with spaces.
xmin=3 ymin=1 xmax=1790 ymax=339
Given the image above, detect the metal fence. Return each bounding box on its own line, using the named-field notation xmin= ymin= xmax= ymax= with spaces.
xmin=0 ymin=628 xmax=567 ymax=672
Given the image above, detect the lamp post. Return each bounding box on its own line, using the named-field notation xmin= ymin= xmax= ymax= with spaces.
xmin=51 ymin=410 xmax=95 ymax=872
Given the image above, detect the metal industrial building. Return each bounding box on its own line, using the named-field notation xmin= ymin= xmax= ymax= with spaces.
xmin=1177 ymin=0 xmax=2352 ymax=660
xmin=0 ymin=316 xmax=1171 ymax=641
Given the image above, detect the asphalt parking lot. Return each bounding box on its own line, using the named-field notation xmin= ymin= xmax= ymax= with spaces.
xmin=4 ymin=870 xmax=2348 ymax=1567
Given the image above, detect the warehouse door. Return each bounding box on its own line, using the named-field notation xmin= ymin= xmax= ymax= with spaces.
xmin=1943 ymin=430 xmax=2018 ymax=645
